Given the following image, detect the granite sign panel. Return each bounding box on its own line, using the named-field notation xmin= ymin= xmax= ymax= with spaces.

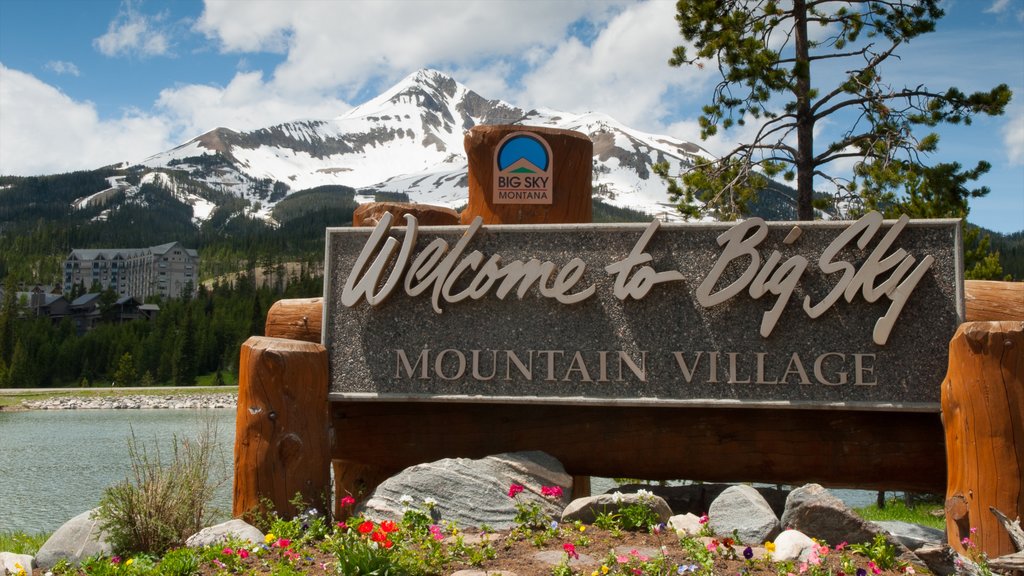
xmin=323 ymin=212 xmax=963 ymax=411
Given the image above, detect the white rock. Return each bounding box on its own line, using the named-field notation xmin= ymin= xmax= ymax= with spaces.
xmin=0 ymin=552 xmax=34 ymax=576
xmin=772 ymin=529 xmax=816 ymax=562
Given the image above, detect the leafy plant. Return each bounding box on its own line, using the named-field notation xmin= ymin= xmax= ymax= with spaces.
xmin=93 ymin=420 xmax=223 ymax=555
xmin=849 ymin=533 xmax=903 ymax=571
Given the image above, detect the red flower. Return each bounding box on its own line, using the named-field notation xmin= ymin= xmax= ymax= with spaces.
xmin=238 ymin=549 xmax=249 ymax=560
xmin=542 ymin=485 xmax=564 ymax=498
xmin=358 ymin=520 xmax=375 ymax=534
xmin=383 ymin=539 xmax=394 ymax=549
xmin=563 ymin=542 xmax=579 ymax=560
xmin=274 ymin=538 xmax=291 ymax=548
xmin=339 ymin=495 xmax=356 ymax=507
xmin=371 ymin=530 xmax=387 ymax=543
xmin=380 ymin=520 xmax=399 ymax=533
xmin=508 ymin=483 xmax=524 ymax=498
xmin=222 ymin=547 xmax=234 ymax=556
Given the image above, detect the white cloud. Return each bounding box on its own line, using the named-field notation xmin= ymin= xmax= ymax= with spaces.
xmin=94 ymin=0 xmax=172 ymax=58
xmin=0 ymin=65 xmax=174 ymax=176
xmin=44 ymin=60 xmax=80 ymax=77
xmin=516 ymin=1 xmax=713 ymax=133
xmin=1004 ymin=103 xmax=1024 ymax=165
xmin=986 ymin=0 xmax=1012 ymax=13
xmin=196 ymin=0 xmax=620 ymax=98
xmin=155 ymin=71 xmax=352 ymax=138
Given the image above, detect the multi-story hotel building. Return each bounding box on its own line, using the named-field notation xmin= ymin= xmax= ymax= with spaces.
xmin=63 ymin=241 xmax=199 ymax=300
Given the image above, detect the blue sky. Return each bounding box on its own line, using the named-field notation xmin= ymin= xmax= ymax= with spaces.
xmin=1 ymin=0 xmax=1021 ymax=233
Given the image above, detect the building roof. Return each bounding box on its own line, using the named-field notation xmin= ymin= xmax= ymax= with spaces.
xmin=70 ymin=293 xmax=102 ymax=306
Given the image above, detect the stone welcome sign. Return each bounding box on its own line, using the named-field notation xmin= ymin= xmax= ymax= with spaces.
xmin=323 ymin=211 xmax=962 ymax=411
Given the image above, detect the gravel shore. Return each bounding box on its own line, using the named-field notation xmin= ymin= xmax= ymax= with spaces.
xmin=19 ymin=393 xmax=237 ymax=410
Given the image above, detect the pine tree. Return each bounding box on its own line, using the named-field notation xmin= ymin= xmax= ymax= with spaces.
xmin=113 ymin=352 xmax=138 ymax=387
xmin=663 ymin=0 xmax=1011 ymax=220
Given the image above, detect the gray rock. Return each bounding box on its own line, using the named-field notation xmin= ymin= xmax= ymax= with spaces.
xmin=669 ymin=512 xmax=703 ymax=536
xmin=561 ymin=491 xmax=672 ymax=525
xmin=873 ymin=521 xmax=945 ymax=551
xmin=911 ymin=543 xmax=959 ymax=576
xmin=34 ymin=509 xmax=112 ymax=569
xmin=0 ymin=552 xmax=34 ymax=575
xmin=185 ymin=519 xmax=264 ymax=548
xmin=708 ymin=484 xmax=781 ymax=545
xmin=359 ymin=451 xmax=571 ymax=530
xmin=611 ymin=483 xmax=789 ymax=517
xmin=780 ymin=484 xmax=882 ymax=545
xmin=772 ymin=529 xmax=816 ymax=562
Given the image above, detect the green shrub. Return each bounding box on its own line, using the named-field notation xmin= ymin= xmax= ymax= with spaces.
xmin=93 ymin=421 xmax=222 ymax=555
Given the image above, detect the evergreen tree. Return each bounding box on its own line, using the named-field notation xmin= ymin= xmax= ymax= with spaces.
xmin=172 ymin=312 xmax=198 ymax=386
xmin=0 ymin=276 xmax=16 ymax=365
xmin=112 ymin=352 xmax=138 ymax=387
xmin=7 ymin=340 xmax=36 ymax=388
xmin=662 ymin=0 xmax=1011 ymax=220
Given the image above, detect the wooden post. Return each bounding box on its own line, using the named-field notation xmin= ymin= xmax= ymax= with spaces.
xmin=942 ymin=321 xmax=1024 ymax=557
xmin=233 ymin=336 xmax=330 ymax=519
xmin=461 ymin=125 xmax=592 ymax=224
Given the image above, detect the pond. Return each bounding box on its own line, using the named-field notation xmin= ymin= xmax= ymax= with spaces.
xmin=0 ymin=408 xmax=236 ymax=534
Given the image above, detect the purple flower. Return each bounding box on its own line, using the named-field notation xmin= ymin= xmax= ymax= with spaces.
xmin=743 ymin=546 xmax=753 ymax=560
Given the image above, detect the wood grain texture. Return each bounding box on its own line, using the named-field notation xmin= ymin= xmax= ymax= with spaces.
xmin=460 ymin=125 xmax=592 ymax=225
xmin=233 ymin=336 xmax=331 ymax=519
xmin=353 ymin=201 xmax=460 ymax=227
xmin=263 ymin=298 xmax=323 ymax=344
xmin=329 ymin=402 xmax=946 ymax=493
xmin=942 ymin=321 xmax=1024 ymax=557
xmin=965 ymin=280 xmax=1024 ymax=321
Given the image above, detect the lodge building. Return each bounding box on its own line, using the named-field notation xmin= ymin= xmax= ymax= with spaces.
xmin=63 ymin=241 xmax=199 ymax=300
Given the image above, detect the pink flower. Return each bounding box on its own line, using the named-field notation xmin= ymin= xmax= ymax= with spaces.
xmin=222 ymin=547 xmax=234 ymax=556
xmin=616 ymin=554 xmax=629 ymax=564
xmin=111 ymin=556 xmax=122 ymax=565
xmin=542 ymin=485 xmax=564 ymax=498
xmin=868 ymin=561 xmax=882 ymax=575
xmin=563 ymin=542 xmax=579 ymax=560
xmin=508 ymin=483 xmax=524 ymax=498
xmin=807 ymin=547 xmax=821 ymax=566
xmin=340 ymin=495 xmax=356 ymax=507
xmin=275 ymin=538 xmax=291 ymax=548
xmin=836 ymin=542 xmax=848 ymax=552
xmin=429 ymin=524 xmax=444 ymax=541
xmin=238 ymin=549 xmax=250 ymax=560
xmin=706 ymin=540 xmax=719 ymax=552
xmin=970 ymin=527 xmax=978 ymax=534
xmin=212 ymin=559 xmax=225 ymax=568
xmin=698 ymin=513 xmax=709 ymax=524
xmin=283 ymin=549 xmax=299 ymax=561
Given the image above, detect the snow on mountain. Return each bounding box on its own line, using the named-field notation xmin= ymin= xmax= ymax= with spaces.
xmin=139 ymin=68 xmax=713 ymax=222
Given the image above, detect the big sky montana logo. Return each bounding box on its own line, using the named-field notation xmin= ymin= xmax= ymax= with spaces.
xmin=493 ymin=131 xmax=554 ymax=205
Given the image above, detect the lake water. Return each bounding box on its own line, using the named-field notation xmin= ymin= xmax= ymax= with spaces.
xmin=0 ymin=408 xmax=236 ymax=534
xmin=0 ymin=408 xmax=892 ymax=535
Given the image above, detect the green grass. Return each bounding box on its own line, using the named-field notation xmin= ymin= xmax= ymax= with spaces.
xmin=854 ymin=497 xmax=946 ymax=530
xmin=0 ymin=531 xmax=50 ymax=555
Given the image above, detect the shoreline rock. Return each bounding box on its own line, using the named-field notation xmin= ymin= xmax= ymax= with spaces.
xmin=18 ymin=393 xmax=236 ymax=411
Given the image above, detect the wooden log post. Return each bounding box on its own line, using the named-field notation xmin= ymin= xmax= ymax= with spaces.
xmin=942 ymin=321 xmax=1024 ymax=558
xmin=233 ymin=336 xmax=331 ymax=519
xmin=461 ymin=125 xmax=592 ymax=224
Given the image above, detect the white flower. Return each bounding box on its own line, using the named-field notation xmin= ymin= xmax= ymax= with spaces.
xmin=636 ymin=488 xmax=653 ymax=500
xmin=399 ymin=494 xmax=414 ymax=505
xmin=612 ymin=491 xmax=624 ymax=503
xmin=423 ymin=497 xmax=438 ymax=508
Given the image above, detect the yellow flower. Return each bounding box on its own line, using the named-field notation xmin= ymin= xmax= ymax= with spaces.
xmin=765 ymin=541 xmax=776 ymax=553
xmin=265 ymin=533 xmax=276 ymax=544
xmin=591 ymin=572 xmax=599 ymax=576
xmin=579 ymin=525 xmax=587 ymax=532
xmin=601 ymin=565 xmax=610 ymax=574
xmin=126 ymin=558 xmax=134 ymax=566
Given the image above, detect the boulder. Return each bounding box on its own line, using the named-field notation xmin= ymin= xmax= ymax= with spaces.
xmin=780 ymin=484 xmax=882 ymax=545
xmin=911 ymin=543 xmax=959 ymax=576
xmin=34 ymin=509 xmax=112 ymax=569
xmin=561 ymin=491 xmax=673 ymax=525
xmin=772 ymin=529 xmax=816 ymax=562
xmin=612 ymin=483 xmax=789 ymax=517
xmin=185 ymin=519 xmax=265 ymax=548
xmin=668 ymin=512 xmax=704 ymax=536
xmin=707 ymin=485 xmax=781 ymax=545
xmin=0 ymin=552 xmax=34 ymax=576
xmin=359 ymin=451 xmax=571 ymax=530
xmin=873 ymin=521 xmax=945 ymax=551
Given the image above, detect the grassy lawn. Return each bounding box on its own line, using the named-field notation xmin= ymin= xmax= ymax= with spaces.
xmin=854 ymin=497 xmax=946 ymax=530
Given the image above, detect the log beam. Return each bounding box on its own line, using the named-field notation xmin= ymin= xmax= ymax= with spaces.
xmin=943 ymin=321 xmax=1024 ymax=557
xmin=233 ymin=336 xmax=330 ymax=519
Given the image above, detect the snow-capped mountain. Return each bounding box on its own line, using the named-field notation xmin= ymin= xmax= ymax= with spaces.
xmin=139 ymin=69 xmax=716 ymax=223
